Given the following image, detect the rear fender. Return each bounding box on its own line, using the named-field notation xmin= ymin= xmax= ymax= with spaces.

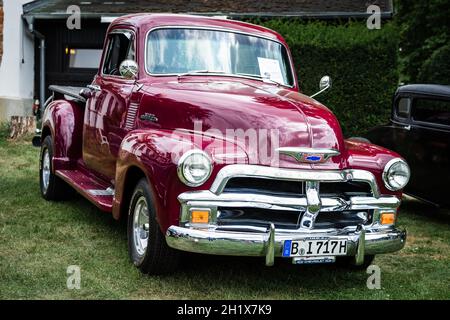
xmin=41 ymin=100 xmax=84 ymax=171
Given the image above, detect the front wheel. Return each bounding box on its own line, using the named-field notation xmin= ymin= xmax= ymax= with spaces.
xmin=127 ymin=178 xmax=179 ymax=275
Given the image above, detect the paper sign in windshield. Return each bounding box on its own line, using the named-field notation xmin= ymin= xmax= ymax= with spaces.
xmin=258 ymin=57 xmax=283 ymax=84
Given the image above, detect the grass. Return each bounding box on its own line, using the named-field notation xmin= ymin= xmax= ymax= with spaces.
xmin=0 ymin=136 xmax=449 ymax=300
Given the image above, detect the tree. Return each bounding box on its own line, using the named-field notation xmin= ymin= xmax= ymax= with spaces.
xmin=418 ymin=45 xmax=450 ymax=84
xmin=397 ymin=0 xmax=450 ymax=83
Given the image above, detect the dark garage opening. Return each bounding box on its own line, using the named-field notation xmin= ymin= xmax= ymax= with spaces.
xmin=32 ymin=19 xmax=108 ymax=100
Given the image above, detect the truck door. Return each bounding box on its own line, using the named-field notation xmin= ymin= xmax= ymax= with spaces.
xmin=407 ymin=96 xmax=450 ymax=204
xmin=366 ymin=96 xmax=414 ymax=163
xmin=83 ymin=28 xmax=138 ymax=179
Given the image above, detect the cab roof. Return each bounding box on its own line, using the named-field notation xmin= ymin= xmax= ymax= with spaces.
xmin=111 ymin=14 xmax=284 ymax=42
xmin=396 ymin=84 xmax=450 ymax=98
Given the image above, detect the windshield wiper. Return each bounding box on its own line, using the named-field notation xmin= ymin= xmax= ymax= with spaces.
xmin=235 ymin=73 xmax=284 ymax=87
xmin=177 ymin=70 xmax=285 ymax=87
xmin=177 ymin=70 xmax=227 ymax=77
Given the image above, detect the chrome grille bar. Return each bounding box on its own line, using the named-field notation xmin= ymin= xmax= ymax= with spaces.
xmin=210 ymin=165 xmax=380 ymax=198
xmin=178 ymin=190 xmax=400 ymax=224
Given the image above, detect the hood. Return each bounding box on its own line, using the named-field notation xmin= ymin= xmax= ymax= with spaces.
xmin=138 ymin=78 xmax=347 ymax=169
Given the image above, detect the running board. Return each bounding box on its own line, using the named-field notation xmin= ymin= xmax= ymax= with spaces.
xmin=56 ymin=169 xmax=114 ymax=212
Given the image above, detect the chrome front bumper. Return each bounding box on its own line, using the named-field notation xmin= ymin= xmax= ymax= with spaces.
xmin=166 ymin=225 xmax=406 ymax=265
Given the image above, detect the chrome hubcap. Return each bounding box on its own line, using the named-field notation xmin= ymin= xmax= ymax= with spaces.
xmin=42 ymin=149 xmax=50 ymax=192
xmin=133 ymin=196 xmax=150 ymax=256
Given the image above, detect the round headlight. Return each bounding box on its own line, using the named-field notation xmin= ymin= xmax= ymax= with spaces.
xmin=383 ymin=158 xmax=410 ymax=191
xmin=177 ymin=150 xmax=212 ymax=187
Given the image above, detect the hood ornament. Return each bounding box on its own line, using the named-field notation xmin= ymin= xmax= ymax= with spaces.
xmin=277 ymin=147 xmax=340 ymax=164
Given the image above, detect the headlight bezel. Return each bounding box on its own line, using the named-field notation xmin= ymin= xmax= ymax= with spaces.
xmin=177 ymin=150 xmax=213 ymax=187
xmin=382 ymin=158 xmax=410 ymax=191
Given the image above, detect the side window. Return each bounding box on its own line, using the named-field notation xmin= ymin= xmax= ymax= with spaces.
xmin=396 ymin=97 xmax=411 ymax=119
xmin=102 ymin=31 xmax=135 ymax=76
xmin=412 ymin=98 xmax=450 ymax=127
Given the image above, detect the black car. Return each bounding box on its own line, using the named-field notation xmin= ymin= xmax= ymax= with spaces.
xmin=365 ymin=84 xmax=450 ymax=207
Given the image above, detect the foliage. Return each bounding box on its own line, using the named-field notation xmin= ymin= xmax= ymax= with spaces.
xmin=417 ymin=45 xmax=450 ymax=84
xmin=0 ymin=122 xmax=9 ymax=140
xmin=396 ymin=0 xmax=450 ymax=83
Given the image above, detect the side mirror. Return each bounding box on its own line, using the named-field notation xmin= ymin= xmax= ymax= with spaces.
xmin=119 ymin=60 xmax=138 ymax=80
xmin=310 ymin=75 xmax=332 ymax=99
xmin=319 ymin=76 xmax=332 ymax=91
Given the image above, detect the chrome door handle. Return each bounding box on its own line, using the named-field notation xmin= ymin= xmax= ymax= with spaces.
xmin=87 ymin=84 xmax=101 ymax=92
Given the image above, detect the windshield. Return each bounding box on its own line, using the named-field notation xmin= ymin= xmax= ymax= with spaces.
xmin=146 ymin=28 xmax=294 ymax=86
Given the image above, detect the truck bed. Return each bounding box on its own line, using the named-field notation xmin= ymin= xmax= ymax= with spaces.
xmin=49 ymin=85 xmax=86 ymax=103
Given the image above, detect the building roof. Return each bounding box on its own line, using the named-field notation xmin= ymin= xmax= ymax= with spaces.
xmin=23 ymin=0 xmax=393 ymax=20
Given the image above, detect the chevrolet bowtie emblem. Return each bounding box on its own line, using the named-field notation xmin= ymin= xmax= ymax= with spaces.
xmin=277 ymin=147 xmax=340 ymax=164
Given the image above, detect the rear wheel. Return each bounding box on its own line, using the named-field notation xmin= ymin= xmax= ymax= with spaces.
xmin=127 ymin=178 xmax=179 ymax=274
xmin=39 ymin=136 xmax=69 ymax=200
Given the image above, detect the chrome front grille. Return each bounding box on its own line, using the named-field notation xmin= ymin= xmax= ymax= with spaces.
xmin=224 ymin=178 xmax=372 ymax=199
xmin=178 ymin=165 xmax=400 ymax=231
xmin=224 ymin=178 xmax=304 ymax=196
xmin=209 ymin=165 xmax=381 ymax=197
xmin=216 ymin=207 xmax=373 ymax=230
xmin=218 ymin=177 xmax=374 ymax=229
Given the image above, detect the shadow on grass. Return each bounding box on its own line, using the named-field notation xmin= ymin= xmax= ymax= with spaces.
xmin=63 ymin=192 xmax=128 ymax=231
xmin=63 ymin=192 xmax=367 ymax=294
xmin=157 ymin=253 xmax=370 ymax=298
xmin=400 ymin=196 xmax=450 ymax=225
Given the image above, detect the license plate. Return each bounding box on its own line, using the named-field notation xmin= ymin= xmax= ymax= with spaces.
xmin=282 ymin=238 xmax=347 ymax=257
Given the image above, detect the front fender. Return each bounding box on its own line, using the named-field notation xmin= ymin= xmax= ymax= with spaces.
xmin=41 ymin=100 xmax=84 ymax=170
xmin=345 ymin=139 xmax=403 ymax=197
xmin=113 ymin=129 xmax=248 ymax=232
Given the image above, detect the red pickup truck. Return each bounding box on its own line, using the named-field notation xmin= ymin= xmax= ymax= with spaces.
xmin=37 ymin=14 xmax=409 ymax=274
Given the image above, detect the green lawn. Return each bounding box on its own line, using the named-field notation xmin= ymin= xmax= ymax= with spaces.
xmin=0 ymin=136 xmax=449 ymax=300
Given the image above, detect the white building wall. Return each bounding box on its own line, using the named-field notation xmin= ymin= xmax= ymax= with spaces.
xmin=0 ymin=0 xmax=34 ymax=122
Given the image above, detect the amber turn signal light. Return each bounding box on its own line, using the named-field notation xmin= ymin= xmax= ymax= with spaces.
xmin=191 ymin=210 xmax=210 ymax=224
xmin=380 ymin=212 xmax=395 ymax=225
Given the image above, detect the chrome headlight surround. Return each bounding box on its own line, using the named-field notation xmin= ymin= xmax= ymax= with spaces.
xmin=177 ymin=150 xmax=213 ymax=187
xmin=382 ymin=158 xmax=410 ymax=191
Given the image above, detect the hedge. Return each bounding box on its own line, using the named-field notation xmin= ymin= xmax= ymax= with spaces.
xmin=249 ymin=19 xmax=399 ymax=137
xmin=418 ymin=44 xmax=450 ymax=84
